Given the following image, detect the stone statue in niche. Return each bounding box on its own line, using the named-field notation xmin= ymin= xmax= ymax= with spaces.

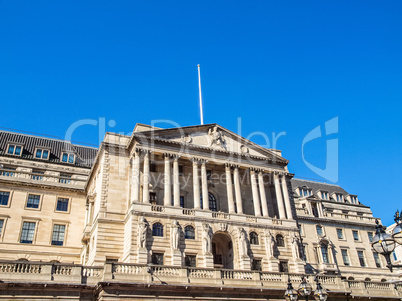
xmin=171 ymin=220 xmax=180 ymax=250
xmin=265 ymin=230 xmax=275 ymax=258
xmin=208 ymin=126 xmax=226 ymax=149
xmin=138 ymin=216 xmax=148 ymax=249
xmin=202 ymin=223 xmax=212 ymax=254
xmin=238 ymin=228 xmax=248 ymax=257
xmin=291 ymin=234 xmax=300 ymax=259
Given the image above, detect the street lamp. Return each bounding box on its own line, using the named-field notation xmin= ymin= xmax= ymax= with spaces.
xmin=284 ymin=276 xmax=328 ymax=301
xmin=392 ymin=210 xmax=402 ymax=245
xmin=298 ymin=277 xmax=312 ymax=301
xmin=313 ymin=277 xmax=328 ymax=301
xmin=284 ymin=278 xmax=298 ymax=301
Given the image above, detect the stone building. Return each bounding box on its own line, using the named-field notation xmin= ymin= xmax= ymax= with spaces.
xmin=0 ymin=124 xmax=400 ymax=300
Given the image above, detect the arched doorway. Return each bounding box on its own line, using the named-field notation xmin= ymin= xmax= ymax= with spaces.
xmin=212 ymin=232 xmax=233 ymax=269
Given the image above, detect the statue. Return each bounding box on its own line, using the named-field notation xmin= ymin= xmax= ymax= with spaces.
xmin=202 ymin=223 xmax=212 ymax=254
xmin=208 ymin=126 xmax=225 ymax=148
xmin=238 ymin=228 xmax=248 ymax=257
xmin=171 ymin=220 xmax=180 ymax=250
xmin=291 ymin=234 xmax=300 ymax=259
xmin=138 ymin=216 xmax=148 ymax=249
xmin=265 ymin=230 xmax=275 ymax=258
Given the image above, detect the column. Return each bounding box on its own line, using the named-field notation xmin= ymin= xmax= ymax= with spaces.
xmin=131 ymin=150 xmax=141 ymax=203
xmin=173 ymin=156 xmax=180 ymax=207
xmin=281 ymin=175 xmax=293 ymax=219
xmin=225 ymin=164 xmax=235 ymax=214
xmin=142 ymin=151 xmax=150 ymax=203
xmin=164 ymin=154 xmax=172 ymax=206
xmin=250 ymin=169 xmax=262 ymax=216
xmin=192 ymin=159 xmax=201 ymax=209
xmin=201 ymin=161 xmax=209 ymax=210
xmin=274 ymin=172 xmax=286 ymax=219
xmin=258 ymin=171 xmax=269 ymax=217
xmin=233 ymin=166 xmax=243 ymax=214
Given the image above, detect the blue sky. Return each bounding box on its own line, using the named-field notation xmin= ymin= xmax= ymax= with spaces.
xmin=0 ymin=0 xmax=401 ymax=225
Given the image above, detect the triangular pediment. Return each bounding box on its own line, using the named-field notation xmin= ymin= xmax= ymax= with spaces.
xmin=131 ymin=123 xmax=287 ymax=164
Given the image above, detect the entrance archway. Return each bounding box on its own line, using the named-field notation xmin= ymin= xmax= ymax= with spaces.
xmin=212 ymin=232 xmax=233 ymax=269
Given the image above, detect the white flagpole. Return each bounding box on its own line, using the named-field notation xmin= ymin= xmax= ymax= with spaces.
xmin=197 ymin=64 xmax=204 ymax=125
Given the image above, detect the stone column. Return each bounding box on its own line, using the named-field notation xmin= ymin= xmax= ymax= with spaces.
xmin=281 ymin=175 xmax=293 ymax=219
xmin=131 ymin=150 xmax=141 ymax=203
xmin=274 ymin=172 xmax=286 ymax=219
xmin=258 ymin=171 xmax=269 ymax=217
xmin=233 ymin=166 xmax=243 ymax=214
xmin=192 ymin=159 xmax=201 ymax=209
xmin=201 ymin=161 xmax=209 ymax=210
xmin=142 ymin=151 xmax=150 ymax=203
xmin=164 ymin=154 xmax=172 ymax=206
xmin=250 ymin=169 xmax=262 ymax=217
xmin=225 ymin=164 xmax=235 ymax=214
xmin=173 ymin=156 xmax=180 ymax=207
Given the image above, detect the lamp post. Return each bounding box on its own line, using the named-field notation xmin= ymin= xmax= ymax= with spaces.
xmin=371 ymin=211 xmax=402 ymax=272
xmin=284 ymin=276 xmax=328 ymax=301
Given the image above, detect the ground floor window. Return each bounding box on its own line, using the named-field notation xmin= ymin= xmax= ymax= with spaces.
xmin=279 ymin=261 xmax=288 ymax=273
xmin=185 ymin=255 xmax=196 ymax=267
xmin=151 ymin=252 xmax=164 ymax=265
xmin=252 ymin=259 xmax=262 ymax=271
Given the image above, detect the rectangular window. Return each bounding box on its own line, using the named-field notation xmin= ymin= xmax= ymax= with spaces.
xmin=151 ymin=252 xmax=164 ymax=265
xmin=59 ymin=173 xmax=72 ymax=184
xmin=149 ymin=162 xmax=157 ymax=172
xmin=61 ymin=153 xmax=75 ymax=164
xmin=31 ymin=169 xmax=44 ymax=180
xmin=56 ymin=198 xmax=69 ymax=212
xmin=311 ymin=203 xmax=319 ymax=217
xmin=341 ymin=249 xmax=350 ymax=266
xmin=20 ymin=221 xmax=36 ymax=244
xmin=353 ymin=230 xmax=359 ymax=241
xmin=7 ymin=144 xmax=22 ymax=156
xmin=368 ymin=232 xmax=373 ymax=243
xmin=373 ymin=252 xmax=381 ymax=268
xmin=0 ymin=191 xmax=10 ymax=206
xmin=35 ymin=149 xmax=49 ymax=160
xmin=321 ymin=245 xmax=329 ymax=263
xmin=0 ymin=165 xmax=16 ymax=177
xmin=0 ymin=219 xmax=4 ymax=238
xmin=279 ymin=261 xmax=289 ymax=273
xmin=184 ymin=255 xmax=196 ymax=267
xmin=178 ymin=165 xmax=184 ymax=176
xmin=26 ymin=194 xmax=40 ymax=209
xmin=316 ymin=225 xmax=323 ymax=236
xmin=252 ymin=259 xmax=262 ymax=271
xmin=180 ymin=196 xmax=184 ymax=208
xmin=299 ymin=188 xmax=312 ymax=197
xmin=357 ymin=251 xmax=366 ymax=267
xmin=51 ymin=224 xmax=66 ymax=246
xmin=350 ymin=196 xmax=357 ymax=204
xmin=337 ymin=228 xmax=344 ymax=239
xmin=336 ymin=194 xmax=343 ymax=202
xmin=321 ymin=191 xmax=329 ymax=200
xmin=149 ymin=192 xmax=157 ymax=204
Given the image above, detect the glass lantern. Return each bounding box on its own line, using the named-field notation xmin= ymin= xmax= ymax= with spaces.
xmin=298 ymin=277 xmax=312 ymax=299
xmin=313 ymin=280 xmax=328 ymax=301
xmin=284 ymin=279 xmax=298 ymax=301
xmin=372 ymin=219 xmax=396 ymax=255
xmin=392 ymin=224 xmax=402 ymax=245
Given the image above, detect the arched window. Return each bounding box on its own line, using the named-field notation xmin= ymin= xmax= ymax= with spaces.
xmin=348 ymin=277 xmax=355 ymax=281
xmin=276 ymin=234 xmax=285 ymax=247
xmin=364 ymin=278 xmax=371 ymax=282
xmin=381 ymin=278 xmax=387 ymax=283
xmin=200 ymin=193 xmax=217 ymax=211
xmin=321 ymin=243 xmax=329 ymax=263
xmin=249 ymin=232 xmax=259 ymax=245
xmin=184 ymin=225 xmax=195 ymax=239
xmin=152 ymin=223 xmax=163 ymax=237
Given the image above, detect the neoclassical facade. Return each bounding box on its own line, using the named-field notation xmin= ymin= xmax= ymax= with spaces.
xmin=0 ymin=124 xmax=400 ymax=300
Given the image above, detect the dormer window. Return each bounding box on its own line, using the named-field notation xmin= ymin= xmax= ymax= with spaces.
xmin=299 ymin=188 xmax=312 ymax=197
xmin=35 ymin=148 xmax=50 ymax=160
xmin=335 ymin=193 xmax=343 ymax=202
xmin=7 ymin=144 xmax=23 ymax=156
xmin=321 ymin=191 xmax=329 ymax=200
xmin=61 ymin=153 xmax=75 ymax=164
xmin=350 ymin=196 xmax=358 ymax=204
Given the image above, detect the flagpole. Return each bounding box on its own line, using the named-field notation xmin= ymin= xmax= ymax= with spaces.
xmin=197 ymin=64 xmax=204 ymax=125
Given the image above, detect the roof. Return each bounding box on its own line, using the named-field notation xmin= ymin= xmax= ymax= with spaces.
xmin=0 ymin=131 xmax=99 ymax=168
xmin=290 ymin=178 xmax=349 ymax=195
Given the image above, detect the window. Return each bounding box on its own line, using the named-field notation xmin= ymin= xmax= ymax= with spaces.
xmin=321 ymin=244 xmax=329 ymax=263
xmin=0 ymin=165 xmax=16 ymax=177
xmin=299 ymin=188 xmax=312 ymax=197
xmin=0 ymin=219 xmax=4 ymax=239
xmin=279 ymin=261 xmax=288 ymax=273
xmin=151 ymin=252 xmax=164 ymax=265
xmin=350 ymin=196 xmax=358 ymax=204
xmin=20 ymin=221 xmax=36 ymax=244
xmin=184 ymin=255 xmax=196 ymax=267
xmin=341 ymin=249 xmax=350 ymax=266
xmin=184 ymin=225 xmax=195 ymax=239
xmin=298 ymin=224 xmax=303 ymax=236
xmin=276 ymin=234 xmax=285 ymax=247
xmin=368 ymin=232 xmax=373 ymax=243
xmin=249 ymin=232 xmax=259 ymax=245
xmin=152 ymin=223 xmax=163 ymax=237
xmin=316 ymin=225 xmax=323 ymax=236
xmin=56 ymin=198 xmax=69 ymax=212
xmin=357 ymin=250 xmax=366 ymax=267
xmin=321 ymin=191 xmax=329 ymax=200
xmin=31 ymin=169 xmax=44 ymax=180
xmin=178 ymin=165 xmax=184 ymax=176
xmin=392 ymin=251 xmax=398 ymax=261
xmin=7 ymin=144 xmax=22 ymax=156
xmin=252 ymin=259 xmax=262 ymax=271
xmin=149 ymin=192 xmax=157 ymax=204
xmin=208 ymin=193 xmax=217 ymax=211
xmin=373 ymin=252 xmax=381 ymax=268
xmin=51 ymin=224 xmax=66 ymax=246
xmin=61 ymin=153 xmax=75 ymax=164
xmin=35 ymin=149 xmax=49 ymax=160
xmin=149 ymin=162 xmax=157 ymax=172
xmin=0 ymin=191 xmax=10 ymax=206
xmin=59 ymin=173 xmax=72 ymax=184
xmin=352 ymin=230 xmax=359 ymax=241
xmin=180 ymin=196 xmax=184 ymax=208
xmin=311 ymin=203 xmax=319 ymax=217
xmin=337 ymin=228 xmax=344 ymax=240
xmin=26 ymin=194 xmax=40 ymax=209
xmin=335 ymin=194 xmax=343 ymax=202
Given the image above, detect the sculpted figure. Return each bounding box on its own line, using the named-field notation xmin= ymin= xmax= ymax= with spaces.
xmin=291 ymin=234 xmax=300 ymax=259
xmin=202 ymin=223 xmax=212 ymax=253
xmin=208 ymin=126 xmax=225 ymax=148
xmin=171 ymin=220 xmax=180 ymax=250
xmin=138 ymin=216 xmax=148 ymax=249
xmin=265 ymin=230 xmax=275 ymax=258
xmin=238 ymin=228 xmax=248 ymax=257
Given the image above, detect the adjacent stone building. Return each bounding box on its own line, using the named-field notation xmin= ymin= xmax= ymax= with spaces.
xmin=0 ymin=124 xmax=400 ymax=300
